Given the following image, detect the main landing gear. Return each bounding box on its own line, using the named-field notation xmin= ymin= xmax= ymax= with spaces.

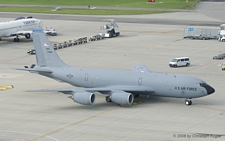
xmin=185 ymin=99 xmax=192 ymax=106
xmin=14 ymin=35 xmax=20 ymax=42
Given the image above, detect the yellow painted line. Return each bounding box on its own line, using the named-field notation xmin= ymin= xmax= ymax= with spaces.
xmin=156 ymin=44 xmax=167 ymax=47
xmin=119 ymin=101 xmax=142 ymax=107
xmin=194 ymin=105 xmax=225 ymax=113
xmin=31 ymin=109 xmax=113 ymax=141
xmin=167 ymin=102 xmax=225 ymax=113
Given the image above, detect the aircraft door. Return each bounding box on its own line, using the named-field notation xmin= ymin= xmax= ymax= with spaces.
xmin=85 ymin=73 xmax=88 ymax=81
xmin=138 ymin=77 xmax=142 ymax=85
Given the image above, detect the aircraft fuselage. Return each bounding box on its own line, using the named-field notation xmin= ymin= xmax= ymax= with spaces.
xmin=42 ymin=67 xmax=213 ymax=99
xmin=0 ymin=18 xmax=42 ymax=37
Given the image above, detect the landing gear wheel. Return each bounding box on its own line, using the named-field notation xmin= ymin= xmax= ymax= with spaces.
xmin=14 ymin=38 xmax=20 ymax=42
xmin=185 ymin=99 xmax=192 ymax=106
xmin=106 ymin=96 xmax=112 ymax=102
xmin=25 ymin=34 xmax=31 ymax=39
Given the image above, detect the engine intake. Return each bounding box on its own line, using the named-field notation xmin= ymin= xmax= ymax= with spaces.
xmin=110 ymin=92 xmax=134 ymax=105
xmin=72 ymin=92 xmax=95 ymax=105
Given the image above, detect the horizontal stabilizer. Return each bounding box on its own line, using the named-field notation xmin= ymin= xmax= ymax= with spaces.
xmin=12 ymin=68 xmax=52 ymax=73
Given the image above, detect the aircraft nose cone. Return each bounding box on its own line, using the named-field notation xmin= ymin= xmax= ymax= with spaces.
xmin=204 ymin=85 xmax=215 ymax=95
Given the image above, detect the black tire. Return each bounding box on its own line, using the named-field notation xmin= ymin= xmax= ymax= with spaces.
xmin=222 ymin=39 xmax=225 ymax=42
xmin=186 ymin=63 xmax=190 ymax=66
xmin=14 ymin=38 xmax=20 ymax=42
xmin=174 ymin=65 xmax=177 ymax=68
xmin=202 ymin=37 xmax=205 ymax=40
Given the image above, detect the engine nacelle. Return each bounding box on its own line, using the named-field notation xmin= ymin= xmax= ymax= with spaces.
xmin=25 ymin=33 xmax=31 ymax=39
xmin=110 ymin=92 xmax=134 ymax=105
xmin=72 ymin=92 xmax=95 ymax=105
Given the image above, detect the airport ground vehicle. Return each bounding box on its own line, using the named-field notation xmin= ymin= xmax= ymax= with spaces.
xmin=221 ymin=62 xmax=225 ymax=71
xmin=169 ymin=57 xmax=190 ymax=67
xmin=44 ymin=27 xmax=57 ymax=36
xmin=100 ymin=19 xmax=120 ymax=38
xmin=27 ymin=49 xmax=35 ymax=55
xmin=222 ymin=63 xmax=225 ymax=71
xmin=218 ymin=24 xmax=225 ymax=42
xmin=213 ymin=53 xmax=225 ymax=60
xmin=184 ymin=28 xmax=219 ymax=40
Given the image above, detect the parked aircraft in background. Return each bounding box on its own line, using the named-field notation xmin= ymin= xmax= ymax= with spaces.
xmin=0 ymin=17 xmax=42 ymax=42
xmin=14 ymin=30 xmax=215 ymax=106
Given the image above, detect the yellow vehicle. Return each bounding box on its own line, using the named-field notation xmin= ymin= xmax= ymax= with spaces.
xmin=0 ymin=85 xmax=14 ymax=91
xmin=222 ymin=63 xmax=225 ymax=71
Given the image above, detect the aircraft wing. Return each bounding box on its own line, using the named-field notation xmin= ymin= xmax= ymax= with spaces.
xmin=13 ymin=31 xmax=33 ymax=36
xmin=26 ymin=85 xmax=154 ymax=95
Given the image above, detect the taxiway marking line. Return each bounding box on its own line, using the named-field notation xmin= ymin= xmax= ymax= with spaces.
xmin=0 ymin=130 xmax=59 ymax=141
xmin=195 ymin=105 xmax=225 ymax=113
xmin=0 ymin=135 xmax=31 ymax=141
xmin=31 ymin=109 xmax=113 ymax=141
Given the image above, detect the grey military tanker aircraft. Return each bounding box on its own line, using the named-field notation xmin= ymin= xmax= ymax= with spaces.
xmin=14 ymin=30 xmax=215 ymax=106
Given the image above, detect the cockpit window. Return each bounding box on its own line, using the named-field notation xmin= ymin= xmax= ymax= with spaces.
xmin=15 ymin=16 xmax=25 ymax=20
xmin=171 ymin=59 xmax=177 ymax=62
xmin=15 ymin=16 xmax=33 ymax=20
xmin=198 ymin=83 xmax=207 ymax=87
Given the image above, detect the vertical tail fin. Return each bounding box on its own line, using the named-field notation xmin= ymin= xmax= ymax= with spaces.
xmin=32 ymin=29 xmax=67 ymax=67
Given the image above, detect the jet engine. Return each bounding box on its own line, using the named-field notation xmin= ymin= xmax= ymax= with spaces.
xmin=25 ymin=33 xmax=31 ymax=39
xmin=72 ymin=92 xmax=95 ymax=105
xmin=110 ymin=92 xmax=134 ymax=105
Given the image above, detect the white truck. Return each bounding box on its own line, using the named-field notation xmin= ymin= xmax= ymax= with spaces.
xmin=169 ymin=57 xmax=190 ymax=68
xmin=43 ymin=27 xmax=57 ymax=36
xmin=99 ymin=19 xmax=120 ymax=38
xmin=184 ymin=28 xmax=219 ymax=40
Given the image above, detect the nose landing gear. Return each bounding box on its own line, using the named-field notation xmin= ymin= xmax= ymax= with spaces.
xmin=185 ymin=99 xmax=192 ymax=106
xmin=14 ymin=35 xmax=20 ymax=42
